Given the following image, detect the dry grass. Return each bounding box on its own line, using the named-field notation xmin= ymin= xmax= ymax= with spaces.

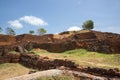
xmin=53 ymin=30 xmax=91 ymax=40
xmin=0 ymin=63 xmax=30 ymax=80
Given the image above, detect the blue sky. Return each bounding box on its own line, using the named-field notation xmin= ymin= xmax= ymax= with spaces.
xmin=0 ymin=0 xmax=120 ymax=35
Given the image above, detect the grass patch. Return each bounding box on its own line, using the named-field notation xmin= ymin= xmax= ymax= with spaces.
xmin=69 ymin=30 xmax=90 ymax=34
xmin=8 ymin=51 xmax=20 ymax=54
xmin=32 ymin=48 xmax=120 ymax=69
xmin=30 ymin=48 xmax=50 ymax=54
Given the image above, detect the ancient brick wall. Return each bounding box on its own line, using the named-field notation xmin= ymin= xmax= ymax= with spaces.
xmin=0 ymin=53 xmax=20 ymax=63
xmin=0 ymin=30 xmax=120 ymax=54
xmin=20 ymin=53 xmax=77 ymax=70
xmin=16 ymin=34 xmax=54 ymax=43
xmin=0 ymin=34 xmax=16 ymax=45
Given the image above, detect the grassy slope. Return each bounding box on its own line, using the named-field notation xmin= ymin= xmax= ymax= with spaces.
xmin=31 ymin=48 xmax=120 ymax=69
xmin=0 ymin=63 xmax=30 ymax=80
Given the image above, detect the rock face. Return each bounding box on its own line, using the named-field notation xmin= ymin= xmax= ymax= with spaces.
xmin=0 ymin=30 xmax=120 ymax=55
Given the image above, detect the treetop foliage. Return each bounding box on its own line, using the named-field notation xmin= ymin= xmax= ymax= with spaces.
xmin=38 ymin=28 xmax=47 ymax=35
xmin=82 ymin=20 xmax=94 ymax=30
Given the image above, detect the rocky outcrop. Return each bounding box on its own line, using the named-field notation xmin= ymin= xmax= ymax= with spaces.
xmin=5 ymin=69 xmax=109 ymax=80
xmin=5 ymin=69 xmax=64 ymax=80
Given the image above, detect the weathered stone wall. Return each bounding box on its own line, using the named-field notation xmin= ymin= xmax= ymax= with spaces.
xmin=23 ymin=39 xmax=111 ymax=53
xmin=0 ymin=52 xmax=77 ymax=70
xmin=20 ymin=53 xmax=77 ymax=70
xmin=21 ymin=31 xmax=120 ymax=53
xmin=0 ymin=34 xmax=16 ymax=45
xmin=16 ymin=34 xmax=54 ymax=43
xmin=0 ymin=53 xmax=20 ymax=63
xmin=81 ymin=67 xmax=120 ymax=77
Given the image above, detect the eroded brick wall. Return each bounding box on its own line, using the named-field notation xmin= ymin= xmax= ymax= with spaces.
xmin=0 ymin=53 xmax=20 ymax=63
xmin=0 ymin=30 xmax=120 ymax=54
xmin=20 ymin=53 xmax=77 ymax=70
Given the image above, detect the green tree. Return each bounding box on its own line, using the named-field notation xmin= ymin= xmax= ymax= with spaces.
xmin=29 ymin=30 xmax=35 ymax=34
xmin=82 ymin=20 xmax=94 ymax=30
xmin=6 ymin=27 xmax=16 ymax=35
xmin=0 ymin=27 xmax=2 ymax=33
xmin=37 ymin=28 xmax=47 ymax=35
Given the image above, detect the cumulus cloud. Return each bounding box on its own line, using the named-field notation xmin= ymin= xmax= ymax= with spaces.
xmin=67 ymin=26 xmax=81 ymax=31
xmin=8 ymin=20 xmax=23 ymax=28
xmin=8 ymin=16 xmax=48 ymax=29
xmin=20 ymin=16 xmax=48 ymax=26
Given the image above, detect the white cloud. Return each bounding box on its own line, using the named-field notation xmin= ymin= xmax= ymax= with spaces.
xmin=20 ymin=16 xmax=48 ymax=26
xmin=8 ymin=16 xmax=48 ymax=30
xmin=67 ymin=26 xmax=81 ymax=31
xmin=8 ymin=20 xmax=23 ymax=28
xmin=107 ymin=26 xmax=120 ymax=33
xmin=107 ymin=26 xmax=114 ymax=30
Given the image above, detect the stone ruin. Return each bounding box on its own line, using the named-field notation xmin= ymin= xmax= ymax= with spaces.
xmin=0 ymin=30 xmax=120 ymax=78
xmin=0 ymin=52 xmax=120 ymax=78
